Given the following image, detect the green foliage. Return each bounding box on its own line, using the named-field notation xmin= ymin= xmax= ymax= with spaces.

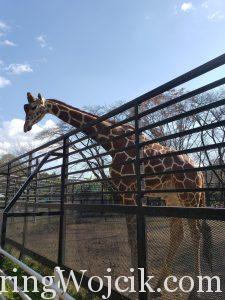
xmin=1 ymin=248 xmax=98 ymax=299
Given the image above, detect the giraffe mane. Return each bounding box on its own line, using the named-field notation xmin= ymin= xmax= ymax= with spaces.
xmin=48 ymin=98 xmax=135 ymax=130
xmin=48 ymin=98 xmax=127 ymax=126
xmin=48 ymin=99 xmax=99 ymax=118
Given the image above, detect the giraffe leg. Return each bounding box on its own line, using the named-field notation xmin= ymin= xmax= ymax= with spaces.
xmin=188 ymin=219 xmax=202 ymax=277
xmin=122 ymin=194 xmax=137 ymax=268
xmin=123 ymin=195 xmax=139 ymax=293
xmin=126 ymin=214 xmax=137 ymax=268
xmin=154 ymin=217 xmax=184 ymax=296
xmin=187 ymin=219 xmax=202 ymax=300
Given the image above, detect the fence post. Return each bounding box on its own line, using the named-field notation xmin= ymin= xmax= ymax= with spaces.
xmin=134 ymin=103 xmax=148 ymax=300
xmin=4 ymin=162 xmax=11 ymax=207
xmin=58 ymin=138 xmax=69 ymax=266
xmin=101 ymin=183 xmax=104 ymax=204
xmin=33 ymin=158 xmax=39 ymax=221
xmin=1 ymin=212 xmax=7 ymax=249
xmin=53 ymin=266 xmax=60 ymax=300
xmin=19 ymin=153 xmax=32 ymax=260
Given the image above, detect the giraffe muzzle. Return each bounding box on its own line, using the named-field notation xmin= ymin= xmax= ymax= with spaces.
xmin=24 ymin=124 xmax=32 ymax=132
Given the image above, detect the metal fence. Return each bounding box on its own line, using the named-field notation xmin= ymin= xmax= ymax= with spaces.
xmin=0 ymin=54 xmax=225 ymax=299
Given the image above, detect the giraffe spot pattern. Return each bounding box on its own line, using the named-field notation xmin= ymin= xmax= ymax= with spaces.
xmin=29 ymin=98 xmax=205 ymax=207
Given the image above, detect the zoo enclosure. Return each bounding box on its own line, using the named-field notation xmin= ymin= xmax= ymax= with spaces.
xmin=0 ymin=54 xmax=225 ymax=299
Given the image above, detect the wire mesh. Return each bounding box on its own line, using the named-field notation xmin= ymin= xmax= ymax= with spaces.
xmin=64 ymin=209 xmax=138 ymax=298
xmin=146 ymin=216 xmax=225 ymax=300
xmin=0 ymin=54 xmax=225 ymax=300
xmin=6 ymin=215 xmax=60 ymax=263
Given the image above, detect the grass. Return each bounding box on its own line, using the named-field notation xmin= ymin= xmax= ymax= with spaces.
xmin=0 ymin=247 xmax=99 ymax=300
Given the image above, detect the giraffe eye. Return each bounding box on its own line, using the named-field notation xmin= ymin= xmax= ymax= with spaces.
xmin=31 ymin=106 xmax=37 ymax=110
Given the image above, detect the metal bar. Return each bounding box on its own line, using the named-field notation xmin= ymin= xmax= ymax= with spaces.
xmin=141 ymin=119 xmax=225 ymax=149
xmin=63 ymin=140 xmax=225 ymax=179
xmin=68 ymin=163 xmax=225 ymax=185
xmin=12 ymin=202 xmax=225 ymax=220
xmin=8 ymin=155 xmax=62 ymax=174
xmin=51 ymin=152 xmax=63 ymax=158
xmin=63 ymin=162 xmax=225 ymax=188
xmin=10 ymin=148 xmax=63 ymax=171
xmin=32 ymin=183 xmax=62 ymax=190
xmin=137 ymin=77 xmax=225 ymax=119
xmin=19 ymin=186 xmax=225 ymax=199
xmin=52 ymin=83 xmax=225 ymax=164
xmin=65 ymin=129 xmax=133 ymax=157
xmin=140 ymin=141 xmax=225 ymax=164
xmin=142 ymin=164 xmax=225 ymax=178
xmin=3 ymin=152 xmax=52 ymax=213
xmin=20 ymin=153 xmax=33 ymax=260
xmin=33 ymin=158 xmax=39 ymax=219
xmin=5 ymin=91 xmax=225 ymax=172
xmin=58 ymin=138 xmax=68 ymax=266
xmin=5 ymin=238 xmax=129 ymax=300
xmin=67 ymin=186 xmax=225 ymax=195
xmin=139 ymin=97 xmax=225 ymax=134
xmin=0 ymin=212 xmax=7 ymax=248
xmin=6 ymin=237 xmax=57 ymax=267
xmin=110 ymin=76 xmax=225 ymax=130
xmin=135 ymin=103 xmax=148 ymax=300
xmin=0 ymin=268 xmax=31 ymax=300
xmin=4 ymin=162 xmax=11 ymax=207
xmin=39 ymin=163 xmax=63 ymax=173
xmin=64 ymin=120 xmax=225 ymax=173
xmin=0 ymin=54 xmax=224 ymax=170
xmin=66 ymin=124 xmax=224 ymax=165
xmin=36 ymin=173 xmax=61 ymax=181
xmin=32 ymin=116 xmax=224 ymax=175
xmin=7 ymin=211 xmax=61 ymax=217
xmin=0 ymin=247 xmax=75 ymax=300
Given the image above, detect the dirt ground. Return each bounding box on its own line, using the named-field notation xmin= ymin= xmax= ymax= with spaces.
xmin=5 ymin=213 xmax=225 ymax=300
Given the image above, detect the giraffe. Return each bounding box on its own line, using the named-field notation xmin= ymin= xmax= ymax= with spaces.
xmin=23 ymin=92 xmax=212 ymax=298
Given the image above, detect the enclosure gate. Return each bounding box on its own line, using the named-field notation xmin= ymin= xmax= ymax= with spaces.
xmin=0 ymin=53 xmax=225 ymax=299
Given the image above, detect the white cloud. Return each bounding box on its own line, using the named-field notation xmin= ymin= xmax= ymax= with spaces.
xmin=0 ymin=76 xmax=10 ymax=88
xmin=36 ymin=57 xmax=47 ymax=64
xmin=181 ymin=2 xmax=193 ymax=12
xmin=34 ymin=57 xmax=48 ymax=69
xmin=201 ymin=1 xmax=208 ymax=9
xmin=208 ymin=11 xmax=225 ymax=20
xmin=0 ymin=21 xmax=17 ymax=48
xmin=6 ymin=63 xmax=33 ymax=75
xmin=36 ymin=35 xmax=53 ymax=50
xmin=36 ymin=35 xmax=47 ymax=47
xmin=0 ymin=21 xmax=9 ymax=32
xmin=0 ymin=118 xmax=57 ymax=156
xmin=1 ymin=39 xmax=16 ymax=46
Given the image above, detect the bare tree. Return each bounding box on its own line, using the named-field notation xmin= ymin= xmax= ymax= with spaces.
xmin=34 ymin=88 xmax=225 ymax=206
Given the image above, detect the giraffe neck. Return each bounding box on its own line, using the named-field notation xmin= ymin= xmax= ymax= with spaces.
xmin=46 ymin=99 xmax=116 ymax=152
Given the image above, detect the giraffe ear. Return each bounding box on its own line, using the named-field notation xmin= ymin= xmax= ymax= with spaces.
xmin=27 ymin=92 xmax=35 ymax=104
xmin=24 ymin=104 xmax=29 ymax=113
xmin=37 ymin=93 xmax=45 ymax=105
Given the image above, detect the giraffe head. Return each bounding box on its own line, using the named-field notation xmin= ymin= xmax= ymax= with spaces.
xmin=23 ymin=92 xmax=47 ymax=132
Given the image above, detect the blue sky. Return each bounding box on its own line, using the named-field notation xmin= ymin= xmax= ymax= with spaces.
xmin=0 ymin=0 xmax=225 ymax=155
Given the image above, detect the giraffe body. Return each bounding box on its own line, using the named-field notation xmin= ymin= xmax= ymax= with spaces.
xmin=24 ymin=92 xmax=204 ymax=208
xmin=109 ymin=124 xmax=204 ymax=207
xmin=23 ymin=93 xmax=211 ymax=298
